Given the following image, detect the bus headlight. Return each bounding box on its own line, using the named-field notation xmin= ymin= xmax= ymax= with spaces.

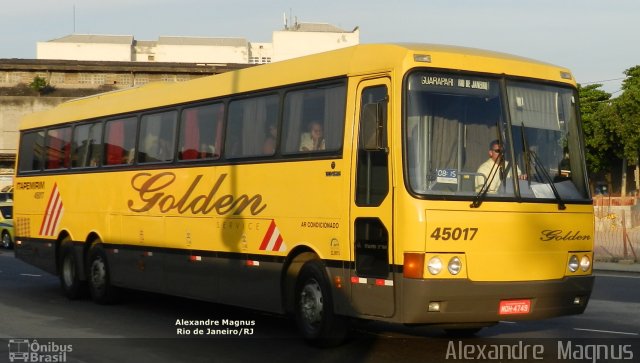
xmin=580 ymin=255 xmax=591 ymax=272
xmin=427 ymin=257 xmax=443 ymax=275
xmin=448 ymin=257 xmax=462 ymax=275
xmin=568 ymin=255 xmax=579 ymax=272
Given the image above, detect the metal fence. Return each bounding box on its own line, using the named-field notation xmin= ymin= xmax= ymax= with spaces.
xmin=594 ymin=196 xmax=639 ymax=262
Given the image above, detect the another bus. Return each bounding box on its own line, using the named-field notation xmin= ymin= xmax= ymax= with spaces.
xmin=14 ymin=43 xmax=594 ymax=345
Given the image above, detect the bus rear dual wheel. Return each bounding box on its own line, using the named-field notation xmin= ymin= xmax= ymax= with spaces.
xmin=58 ymin=239 xmax=119 ymax=304
xmin=294 ymin=259 xmax=348 ymax=347
xmin=59 ymin=240 xmax=86 ymax=300
xmin=86 ymin=243 xmax=119 ymax=304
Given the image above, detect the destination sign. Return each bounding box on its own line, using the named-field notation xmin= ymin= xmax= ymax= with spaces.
xmin=409 ymin=72 xmax=498 ymax=97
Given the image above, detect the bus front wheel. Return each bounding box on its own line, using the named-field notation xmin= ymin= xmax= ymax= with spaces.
xmin=294 ymin=260 xmax=348 ymax=347
xmin=87 ymin=243 xmax=119 ymax=304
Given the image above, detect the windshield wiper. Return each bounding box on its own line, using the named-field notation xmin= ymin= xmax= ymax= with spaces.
xmin=470 ymin=154 xmax=502 ymax=208
xmin=520 ymin=122 xmax=566 ymax=210
xmin=528 ymin=150 xmax=566 ymax=210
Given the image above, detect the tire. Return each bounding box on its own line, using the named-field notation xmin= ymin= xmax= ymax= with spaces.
xmin=87 ymin=242 xmax=119 ymax=304
xmin=294 ymin=260 xmax=348 ymax=347
xmin=1 ymin=231 xmax=12 ymax=249
xmin=59 ymin=241 xmax=87 ymax=299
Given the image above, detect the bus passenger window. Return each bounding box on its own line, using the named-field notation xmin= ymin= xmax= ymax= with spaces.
xmin=138 ymin=111 xmax=177 ymax=164
xmin=225 ymin=95 xmax=279 ymax=159
xmin=178 ymin=103 xmax=224 ymax=161
xmin=282 ymin=83 xmax=346 ymax=154
xmin=45 ymin=127 xmax=71 ymax=170
xmin=72 ymin=122 xmax=102 ymax=168
xmin=104 ymin=117 xmax=137 ymax=166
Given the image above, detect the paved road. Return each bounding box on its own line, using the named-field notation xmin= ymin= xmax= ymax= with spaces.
xmin=1 ymin=249 xmax=638 ymax=363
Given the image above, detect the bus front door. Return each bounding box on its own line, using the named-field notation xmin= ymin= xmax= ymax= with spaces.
xmin=349 ymin=77 xmax=394 ymax=318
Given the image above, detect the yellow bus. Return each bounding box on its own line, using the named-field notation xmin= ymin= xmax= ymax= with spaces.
xmin=14 ymin=43 xmax=594 ymax=345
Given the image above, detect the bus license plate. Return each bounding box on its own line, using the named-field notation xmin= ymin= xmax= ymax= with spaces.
xmin=499 ymin=299 xmax=531 ymax=315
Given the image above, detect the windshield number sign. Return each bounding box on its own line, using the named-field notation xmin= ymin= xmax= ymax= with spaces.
xmin=430 ymin=227 xmax=478 ymax=241
xmin=436 ymin=169 xmax=457 ymax=184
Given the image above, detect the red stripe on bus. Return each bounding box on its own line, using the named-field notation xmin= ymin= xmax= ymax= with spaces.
xmin=259 ymin=220 xmax=276 ymax=250
xmin=39 ymin=183 xmax=58 ymax=235
xmin=273 ymin=234 xmax=284 ymax=251
xmin=48 ymin=197 xmax=64 ymax=236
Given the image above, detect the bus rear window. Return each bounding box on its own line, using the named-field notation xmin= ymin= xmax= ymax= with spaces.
xmin=18 ymin=131 xmax=45 ymax=172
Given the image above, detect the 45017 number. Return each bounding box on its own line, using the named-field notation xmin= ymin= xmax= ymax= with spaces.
xmin=430 ymin=227 xmax=478 ymax=241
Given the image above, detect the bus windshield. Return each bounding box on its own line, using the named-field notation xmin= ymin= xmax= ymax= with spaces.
xmin=405 ymin=71 xmax=589 ymax=202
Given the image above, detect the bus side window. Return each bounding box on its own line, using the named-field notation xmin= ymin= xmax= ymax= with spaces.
xmin=282 ymin=83 xmax=346 ymax=154
xmin=225 ymin=95 xmax=279 ymax=159
xmin=104 ymin=117 xmax=137 ymax=166
xmin=44 ymin=127 xmax=72 ymax=170
xmin=138 ymin=111 xmax=177 ymax=164
xmin=72 ymin=122 xmax=103 ymax=168
xmin=178 ymin=103 xmax=223 ymax=161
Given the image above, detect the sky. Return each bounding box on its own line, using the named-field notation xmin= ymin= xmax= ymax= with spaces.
xmin=1 ymin=0 xmax=638 ymax=95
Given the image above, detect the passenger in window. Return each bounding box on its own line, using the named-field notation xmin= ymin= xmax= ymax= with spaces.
xmin=299 ymin=121 xmax=325 ymax=151
xmin=262 ymin=121 xmax=277 ymax=154
xmin=200 ymin=142 xmax=216 ymax=158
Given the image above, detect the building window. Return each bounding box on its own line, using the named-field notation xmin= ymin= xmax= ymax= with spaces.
xmin=118 ymin=74 xmax=132 ymax=86
xmin=134 ymin=75 xmax=149 ymax=86
xmin=49 ymin=73 xmax=65 ymax=85
xmin=78 ymin=73 xmax=106 ymax=85
xmin=249 ymin=57 xmax=272 ymax=64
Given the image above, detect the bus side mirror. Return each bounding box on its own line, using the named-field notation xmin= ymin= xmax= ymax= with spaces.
xmin=361 ymin=103 xmax=385 ymax=151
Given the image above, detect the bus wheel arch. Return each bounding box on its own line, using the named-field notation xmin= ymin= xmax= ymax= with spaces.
xmin=282 ymin=247 xmax=318 ymax=315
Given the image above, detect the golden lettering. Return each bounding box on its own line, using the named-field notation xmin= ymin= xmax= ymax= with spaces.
xmin=128 ymin=172 xmax=267 ymax=216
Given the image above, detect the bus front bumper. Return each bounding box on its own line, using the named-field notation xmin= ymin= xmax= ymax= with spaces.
xmin=400 ymin=275 xmax=595 ymax=325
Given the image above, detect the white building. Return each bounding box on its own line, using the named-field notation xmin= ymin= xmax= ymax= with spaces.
xmin=37 ymin=34 xmax=134 ymax=62
xmin=272 ymin=23 xmax=359 ymax=62
xmin=36 ymin=22 xmax=359 ymax=65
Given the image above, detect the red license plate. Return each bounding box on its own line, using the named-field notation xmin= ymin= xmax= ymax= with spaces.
xmin=499 ymin=299 xmax=531 ymax=315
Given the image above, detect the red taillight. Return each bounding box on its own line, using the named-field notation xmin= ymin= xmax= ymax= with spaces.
xmin=403 ymin=253 xmax=425 ymax=279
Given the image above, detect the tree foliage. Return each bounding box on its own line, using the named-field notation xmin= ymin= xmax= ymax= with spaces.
xmin=29 ymin=76 xmax=54 ymax=95
xmin=578 ymin=65 xmax=640 ymax=194
xmin=578 ymin=84 xmax=615 ymax=173
xmin=611 ymin=66 xmax=640 ymax=161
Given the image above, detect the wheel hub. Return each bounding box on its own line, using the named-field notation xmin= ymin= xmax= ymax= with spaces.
xmin=300 ymin=278 xmax=323 ymax=326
